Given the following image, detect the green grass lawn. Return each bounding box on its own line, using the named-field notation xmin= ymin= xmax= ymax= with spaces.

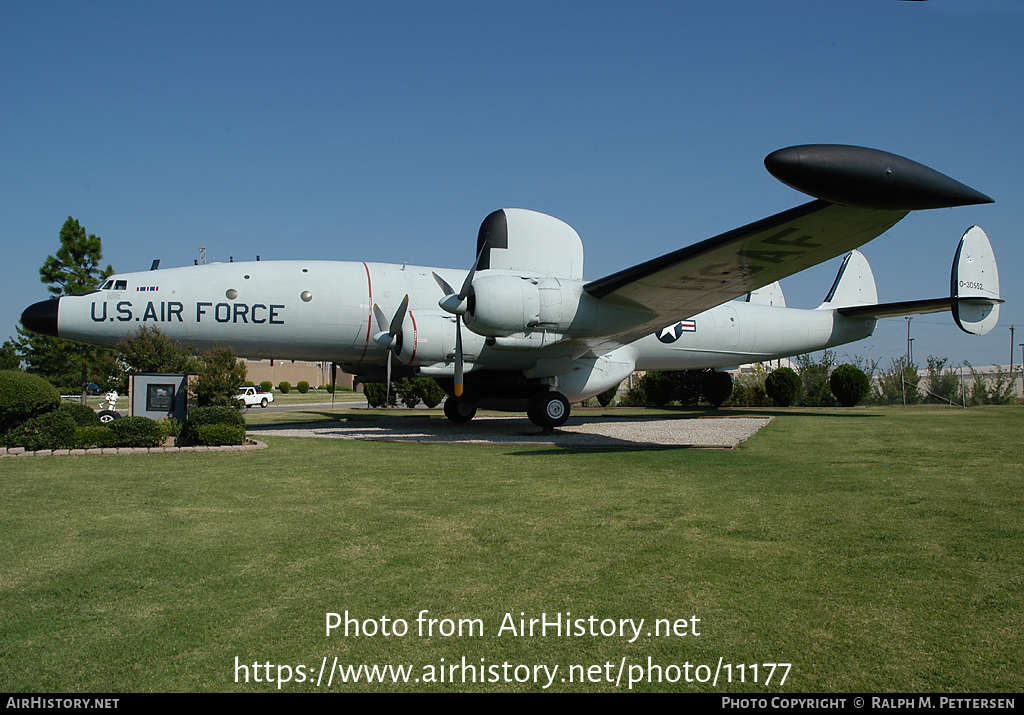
xmin=2 ymin=407 xmax=1021 ymax=692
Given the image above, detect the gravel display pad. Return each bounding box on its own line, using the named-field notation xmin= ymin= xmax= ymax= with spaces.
xmin=249 ymin=415 xmax=773 ymax=449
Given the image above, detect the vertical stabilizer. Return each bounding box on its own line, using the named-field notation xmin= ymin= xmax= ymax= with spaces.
xmin=952 ymin=226 xmax=1000 ymax=335
xmin=745 ymin=281 xmax=786 ymax=307
xmin=817 ymin=250 xmax=878 ymax=309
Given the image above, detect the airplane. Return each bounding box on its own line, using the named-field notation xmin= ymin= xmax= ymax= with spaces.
xmin=20 ymin=145 xmax=1001 ymax=428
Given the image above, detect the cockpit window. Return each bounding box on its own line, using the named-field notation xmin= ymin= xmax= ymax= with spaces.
xmin=114 ymin=280 xmax=127 ymax=290
xmin=101 ymin=280 xmax=114 ymax=290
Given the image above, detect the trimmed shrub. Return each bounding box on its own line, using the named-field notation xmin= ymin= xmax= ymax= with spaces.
xmin=363 ymin=382 xmax=394 ymax=408
xmin=765 ymin=367 xmax=802 ymax=407
xmin=58 ymin=402 xmax=103 ymax=427
xmin=702 ymin=370 xmax=734 ymax=407
xmin=194 ymin=424 xmax=246 ymax=446
xmin=296 ymin=380 xmax=309 ymax=394
xmin=6 ymin=409 xmax=78 ymax=450
xmin=324 ymin=383 xmax=335 ymax=394
xmin=75 ymin=426 xmax=119 ymax=449
xmin=830 ymin=364 xmax=871 ymax=407
xmin=419 ymin=378 xmax=447 ymax=408
xmin=185 ymin=405 xmax=246 ymax=443
xmin=0 ymin=370 xmax=61 ymax=430
xmin=260 ymin=381 xmax=273 ymax=393
xmin=596 ymin=383 xmax=620 ymax=407
xmin=636 ymin=371 xmax=673 ymax=407
xmin=107 ymin=416 xmax=164 ymax=448
xmin=278 ymin=381 xmax=291 ymax=394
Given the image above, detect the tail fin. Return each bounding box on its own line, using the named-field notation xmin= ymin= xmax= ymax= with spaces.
xmin=745 ymin=281 xmax=786 ymax=307
xmin=951 ymin=226 xmax=1000 ymax=335
xmin=816 ymin=249 xmax=878 ymax=310
xmin=834 ymin=226 xmax=1002 ymax=335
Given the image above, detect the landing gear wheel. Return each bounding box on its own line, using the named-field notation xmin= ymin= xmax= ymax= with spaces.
xmin=527 ymin=392 xmax=570 ymax=429
xmin=443 ymin=397 xmax=477 ymax=423
xmin=97 ymin=410 xmax=121 ymax=423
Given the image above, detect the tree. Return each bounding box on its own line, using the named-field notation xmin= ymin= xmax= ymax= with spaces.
xmin=796 ymin=351 xmax=838 ymax=407
xmin=194 ymin=344 xmax=248 ymax=408
xmin=924 ymin=356 xmax=960 ymax=405
xmin=107 ymin=326 xmax=200 ymax=392
xmin=765 ymin=367 xmax=802 ymax=407
xmin=830 ymin=364 xmax=871 ymax=407
xmin=39 ymin=217 xmax=113 ymax=296
xmin=876 ymin=357 xmax=920 ymax=405
xmin=16 ymin=217 xmax=115 ymax=396
xmin=0 ymin=341 xmax=20 ymax=370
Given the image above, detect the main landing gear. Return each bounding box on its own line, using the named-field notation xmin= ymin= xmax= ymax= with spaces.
xmin=527 ymin=391 xmax=570 ymax=429
xmin=441 ymin=392 xmax=571 ymax=429
xmin=443 ymin=397 xmax=477 ymax=423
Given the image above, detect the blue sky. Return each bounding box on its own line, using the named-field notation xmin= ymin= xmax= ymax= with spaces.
xmin=3 ymin=1 xmax=1022 ymax=370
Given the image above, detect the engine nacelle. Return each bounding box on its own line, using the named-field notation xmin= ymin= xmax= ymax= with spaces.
xmin=465 ymin=273 xmax=583 ymax=337
xmin=394 ymin=312 xmax=458 ymax=365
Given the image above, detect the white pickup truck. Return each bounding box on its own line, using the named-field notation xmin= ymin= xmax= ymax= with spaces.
xmin=236 ymin=386 xmax=274 ymax=408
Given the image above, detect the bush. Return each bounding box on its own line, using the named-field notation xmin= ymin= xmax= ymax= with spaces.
xmin=185 ymin=405 xmax=246 ymax=443
xmin=57 ymin=401 xmax=102 ymax=427
xmin=260 ymin=381 xmax=273 ymax=393
xmin=279 ymin=381 xmax=292 ymax=394
xmin=830 ymin=364 xmax=871 ymax=407
xmin=107 ymin=416 xmax=164 ymax=448
xmin=876 ymin=357 xmax=920 ymax=405
xmin=6 ymin=409 xmax=78 ymax=450
xmin=194 ymin=424 xmax=246 ymax=446
xmin=75 ymin=426 xmax=119 ymax=449
xmin=297 ymin=380 xmax=309 ymax=394
xmin=765 ymin=367 xmax=802 ymax=407
xmin=701 ymin=370 xmax=733 ymax=407
xmin=0 ymin=370 xmax=61 ymax=430
xmin=796 ymin=352 xmax=837 ymax=407
xmin=324 ymin=383 xmax=335 ymax=394
xmin=363 ymin=383 xmax=395 ymax=408
xmin=596 ymin=383 xmax=620 ymax=407
xmin=194 ymin=344 xmax=247 ymax=408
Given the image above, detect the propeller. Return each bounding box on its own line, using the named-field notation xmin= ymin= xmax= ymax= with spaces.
xmin=432 ymin=246 xmax=485 ymax=398
xmin=372 ymin=294 xmax=409 ymax=406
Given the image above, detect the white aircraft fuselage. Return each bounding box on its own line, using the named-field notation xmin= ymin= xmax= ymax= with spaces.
xmin=21 ymin=145 xmax=999 ymax=427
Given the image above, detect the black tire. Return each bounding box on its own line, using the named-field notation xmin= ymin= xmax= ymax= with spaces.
xmin=260 ymin=398 xmax=269 ymax=408
xmin=97 ymin=410 xmax=121 ymax=424
xmin=443 ymin=398 xmax=477 ymax=423
xmin=527 ymin=392 xmax=570 ymax=428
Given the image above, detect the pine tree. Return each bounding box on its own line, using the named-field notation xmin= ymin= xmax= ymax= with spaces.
xmin=16 ymin=217 xmax=115 ymax=394
xmin=39 ymin=217 xmax=113 ymax=295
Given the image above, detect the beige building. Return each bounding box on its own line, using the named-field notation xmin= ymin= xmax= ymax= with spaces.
xmin=242 ymin=359 xmax=356 ymax=390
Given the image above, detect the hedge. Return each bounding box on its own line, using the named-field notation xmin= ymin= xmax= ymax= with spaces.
xmin=185 ymin=405 xmax=246 ymax=443
xmin=0 ymin=370 xmax=61 ymax=430
xmin=194 ymin=424 xmax=247 ymax=446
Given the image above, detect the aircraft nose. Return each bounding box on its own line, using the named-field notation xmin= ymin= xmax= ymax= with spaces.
xmin=20 ymin=298 xmax=60 ymax=337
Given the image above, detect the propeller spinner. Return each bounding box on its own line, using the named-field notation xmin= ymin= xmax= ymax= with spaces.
xmin=432 ymin=246 xmax=485 ymax=397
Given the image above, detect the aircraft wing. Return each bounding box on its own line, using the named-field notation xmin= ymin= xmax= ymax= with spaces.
xmin=583 ymin=200 xmax=906 ymax=351
xmin=580 ymin=145 xmax=993 ymax=354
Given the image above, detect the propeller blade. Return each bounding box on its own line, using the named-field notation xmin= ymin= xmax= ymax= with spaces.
xmin=389 ymin=294 xmax=409 ymax=337
xmin=372 ymin=304 xmax=390 ymax=334
xmin=454 ymin=315 xmax=464 ymax=397
xmin=458 ymin=245 xmax=486 ymax=301
xmin=432 ymin=271 xmax=456 ymax=297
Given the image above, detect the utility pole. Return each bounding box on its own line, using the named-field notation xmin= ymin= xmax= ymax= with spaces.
xmin=1010 ymin=325 xmax=1015 ymax=373
xmin=906 ymin=317 xmax=913 ymax=362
